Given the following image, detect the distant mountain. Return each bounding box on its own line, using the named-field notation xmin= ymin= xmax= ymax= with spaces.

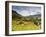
xmin=12 ymin=10 xmax=41 ymax=20
xmin=12 ymin=10 xmax=23 ymax=20
xmin=12 ymin=10 xmax=41 ymax=17
xmin=24 ymin=13 xmax=41 ymax=18
xmin=12 ymin=10 xmax=22 ymax=17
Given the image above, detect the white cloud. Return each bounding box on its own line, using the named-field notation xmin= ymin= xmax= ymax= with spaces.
xmin=12 ymin=6 xmax=41 ymax=16
xmin=17 ymin=10 xmax=40 ymax=16
xmin=17 ymin=10 xmax=31 ymax=16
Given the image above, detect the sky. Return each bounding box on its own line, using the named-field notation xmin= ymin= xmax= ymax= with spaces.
xmin=12 ymin=6 xmax=41 ymax=16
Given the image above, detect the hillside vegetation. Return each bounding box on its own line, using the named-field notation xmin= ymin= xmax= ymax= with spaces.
xmin=12 ymin=10 xmax=41 ymax=31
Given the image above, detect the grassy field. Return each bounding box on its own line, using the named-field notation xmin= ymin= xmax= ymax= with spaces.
xmin=12 ymin=20 xmax=41 ymax=31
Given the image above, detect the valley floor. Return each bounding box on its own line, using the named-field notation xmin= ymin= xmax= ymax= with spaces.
xmin=12 ymin=20 xmax=41 ymax=31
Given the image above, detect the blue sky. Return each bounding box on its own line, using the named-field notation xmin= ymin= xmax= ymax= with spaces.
xmin=12 ymin=6 xmax=41 ymax=16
